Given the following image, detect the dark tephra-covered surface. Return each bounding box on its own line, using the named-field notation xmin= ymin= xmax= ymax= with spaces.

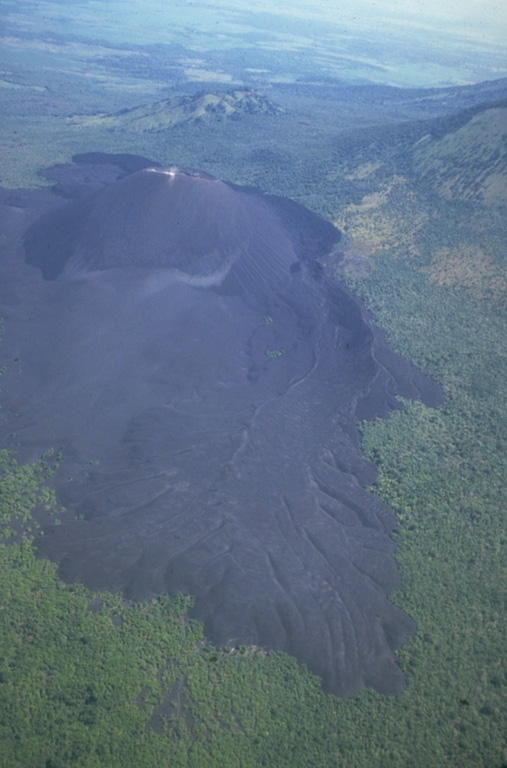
xmin=0 ymin=155 xmax=442 ymax=697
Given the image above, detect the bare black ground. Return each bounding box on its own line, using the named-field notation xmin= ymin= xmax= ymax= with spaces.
xmin=0 ymin=154 xmax=442 ymax=697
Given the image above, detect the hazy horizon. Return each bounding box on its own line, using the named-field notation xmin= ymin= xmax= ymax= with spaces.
xmin=1 ymin=0 xmax=506 ymax=86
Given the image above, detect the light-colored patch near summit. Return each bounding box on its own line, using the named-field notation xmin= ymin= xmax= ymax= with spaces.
xmin=141 ymin=262 xmax=234 ymax=295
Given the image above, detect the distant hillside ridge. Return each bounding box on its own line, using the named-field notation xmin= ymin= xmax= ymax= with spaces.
xmin=70 ymin=88 xmax=285 ymax=132
xmin=317 ymin=77 xmax=507 ymax=122
xmin=408 ymin=94 xmax=507 ymax=142
xmin=332 ymin=94 xmax=506 ymax=306
xmin=330 ymin=95 xmax=507 ymax=207
xmin=411 ymin=101 xmax=507 ymax=205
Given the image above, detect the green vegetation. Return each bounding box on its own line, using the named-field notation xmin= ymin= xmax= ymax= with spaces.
xmin=347 ymin=258 xmax=506 ymax=767
xmin=0 ymin=450 xmax=58 ymax=533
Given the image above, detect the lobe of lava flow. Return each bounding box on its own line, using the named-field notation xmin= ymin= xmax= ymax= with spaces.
xmin=0 ymin=154 xmax=442 ymax=697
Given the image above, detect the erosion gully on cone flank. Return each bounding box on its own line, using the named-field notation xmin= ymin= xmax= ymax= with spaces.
xmin=0 ymin=153 xmax=442 ymax=697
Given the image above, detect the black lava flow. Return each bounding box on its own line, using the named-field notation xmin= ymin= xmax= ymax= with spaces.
xmin=0 ymin=153 xmax=442 ymax=697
